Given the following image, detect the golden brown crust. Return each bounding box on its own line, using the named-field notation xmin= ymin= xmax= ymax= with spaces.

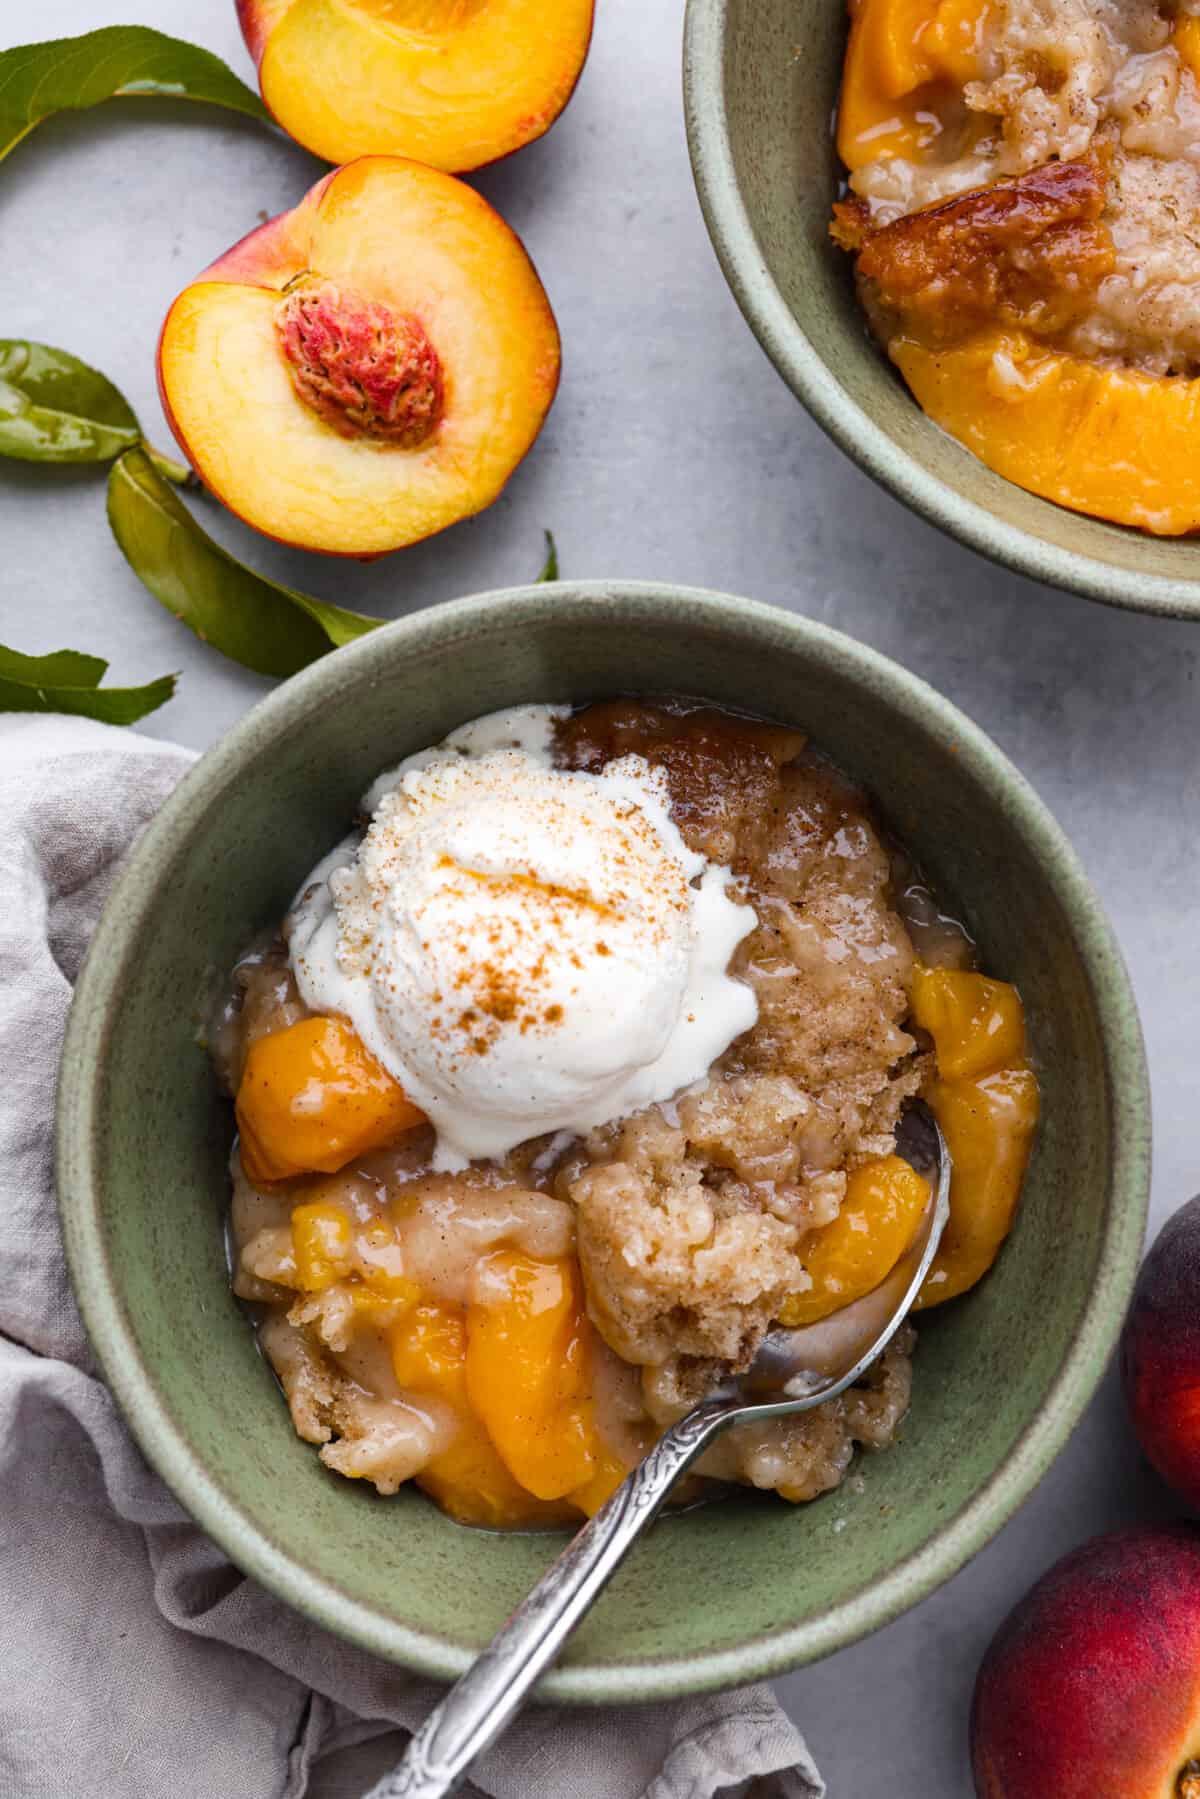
xmin=836 ymin=155 xmax=1115 ymax=345
xmin=557 ymin=700 xmax=806 ymax=872
xmin=555 ymin=706 xmax=922 ymax=1371
xmin=830 ymin=196 xmax=872 ymax=254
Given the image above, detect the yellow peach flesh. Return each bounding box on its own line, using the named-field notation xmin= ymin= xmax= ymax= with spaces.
xmin=246 ymin=0 xmax=594 ymax=171
xmin=1176 ymin=14 xmax=1200 ymax=83
xmin=291 ymin=1202 xmax=354 ymax=1290
xmin=909 ymin=965 xmax=1040 ymax=1308
xmin=158 ymin=157 xmax=560 ymax=556
xmin=778 ymin=1156 xmax=930 ymax=1328
xmin=235 ymin=1014 xmax=425 ymax=1182
xmin=465 ymin=1252 xmax=599 ymax=1502
xmin=893 ymin=331 xmax=1200 ymax=536
xmin=389 ymin=1299 xmax=577 ymax=1527
xmin=837 ymin=0 xmax=989 ymax=169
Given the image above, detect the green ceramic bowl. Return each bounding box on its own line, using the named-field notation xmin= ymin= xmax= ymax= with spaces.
xmin=58 ymin=584 xmax=1148 ymax=1699
xmin=684 ymin=0 xmax=1200 ymax=619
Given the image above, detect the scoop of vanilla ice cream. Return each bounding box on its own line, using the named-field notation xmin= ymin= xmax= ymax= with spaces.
xmin=288 ymin=706 xmax=758 ymax=1168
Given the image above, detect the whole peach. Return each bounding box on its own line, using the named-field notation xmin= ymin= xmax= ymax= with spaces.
xmin=972 ymin=1524 xmax=1200 ymax=1797
xmin=1123 ymin=1197 xmax=1200 ymax=1508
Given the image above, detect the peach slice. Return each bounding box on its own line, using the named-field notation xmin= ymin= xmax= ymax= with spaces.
xmin=158 ymin=157 xmax=560 ymax=556
xmin=892 ymin=329 xmax=1200 ymax=535
xmin=778 ymin=1156 xmax=930 ymax=1328
xmin=237 ymin=0 xmax=595 ymax=173
xmin=235 ymin=1015 xmax=425 ymax=1182
xmin=465 ymin=1251 xmax=598 ymax=1502
xmin=389 ymin=1298 xmax=576 ymax=1527
xmin=837 ymin=0 xmax=990 ymax=170
xmin=290 ymin=1201 xmax=355 ymax=1290
xmin=909 ymin=965 xmax=1039 ymax=1308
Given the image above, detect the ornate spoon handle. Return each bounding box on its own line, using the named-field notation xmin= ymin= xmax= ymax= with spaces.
xmin=364 ymin=1394 xmax=741 ymax=1799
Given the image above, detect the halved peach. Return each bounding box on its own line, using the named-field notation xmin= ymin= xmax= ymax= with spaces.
xmin=893 ymin=330 xmax=1200 ymax=535
xmin=237 ymin=0 xmax=595 ymax=173
xmin=158 ymin=157 xmax=561 ymax=556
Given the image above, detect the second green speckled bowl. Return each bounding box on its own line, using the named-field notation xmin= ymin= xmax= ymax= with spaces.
xmin=57 ymin=584 xmax=1148 ymax=1698
xmin=684 ymin=0 xmax=1200 ymax=618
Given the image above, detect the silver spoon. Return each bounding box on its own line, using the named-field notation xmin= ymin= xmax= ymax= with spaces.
xmin=367 ymin=1105 xmax=951 ymax=1799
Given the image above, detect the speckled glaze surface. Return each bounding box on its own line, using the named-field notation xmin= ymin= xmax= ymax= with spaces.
xmin=683 ymin=0 xmax=1200 ymax=619
xmin=57 ymin=584 xmax=1149 ymax=1701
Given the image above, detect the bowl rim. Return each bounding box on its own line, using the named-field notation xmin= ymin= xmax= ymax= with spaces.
xmin=57 ymin=581 xmax=1150 ymax=1702
xmin=682 ymin=0 xmax=1200 ymax=621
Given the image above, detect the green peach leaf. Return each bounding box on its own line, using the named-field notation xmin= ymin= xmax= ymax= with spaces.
xmin=0 ymin=339 xmax=193 ymax=477
xmin=0 ymin=340 xmax=142 ymax=463
xmin=0 ymin=641 xmax=175 ymax=723
xmin=537 ymin=529 xmax=560 ymax=582
xmin=107 ymin=447 xmax=381 ymax=680
xmin=0 ymin=26 xmax=272 ymax=163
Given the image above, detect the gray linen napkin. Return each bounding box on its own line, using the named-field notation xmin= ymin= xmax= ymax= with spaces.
xmin=0 ymin=712 xmax=824 ymax=1799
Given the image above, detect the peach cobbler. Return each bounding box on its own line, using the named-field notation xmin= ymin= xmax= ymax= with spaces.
xmin=832 ymin=0 xmax=1200 ymax=533
xmin=211 ymin=701 xmax=1039 ymax=1528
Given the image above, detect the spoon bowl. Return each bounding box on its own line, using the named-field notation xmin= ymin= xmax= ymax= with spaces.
xmin=374 ymin=1107 xmax=951 ymax=1798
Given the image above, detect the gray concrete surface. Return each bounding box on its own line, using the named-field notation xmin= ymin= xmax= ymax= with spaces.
xmin=3 ymin=1 xmax=1197 ymax=1793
